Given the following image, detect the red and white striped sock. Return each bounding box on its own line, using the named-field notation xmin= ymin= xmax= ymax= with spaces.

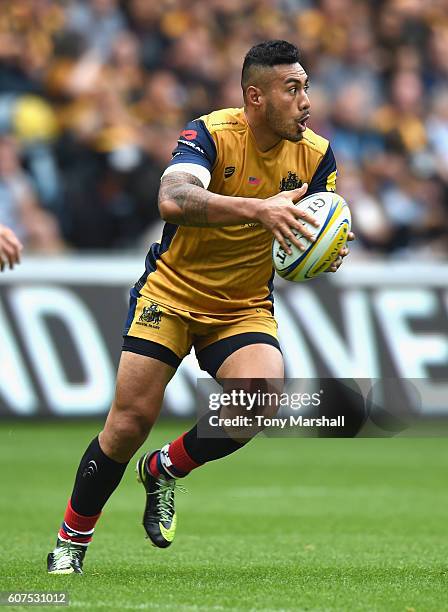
xmin=58 ymin=498 xmax=101 ymax=546
xmin=148 ymin=434 xmax=201 ymax=479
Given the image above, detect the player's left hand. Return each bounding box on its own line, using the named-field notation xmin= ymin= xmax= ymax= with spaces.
xmin=326 ymin=231 xmax=355 ymax=273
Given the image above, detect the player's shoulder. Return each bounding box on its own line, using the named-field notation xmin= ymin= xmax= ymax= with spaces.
xmin=199 ymin=108 xmax=246 ymax=136
xmin=299 ymin=127 xmax=330 ymax=157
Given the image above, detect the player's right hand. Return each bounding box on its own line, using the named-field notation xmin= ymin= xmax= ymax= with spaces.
xmin=256 ymin=183 xmax=319 ymax=255
xmin=0 ymin=224 xmax=23 ymax=271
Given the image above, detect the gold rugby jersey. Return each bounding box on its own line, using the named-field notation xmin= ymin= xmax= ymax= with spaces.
xmin=135 ymin=107 xmax=337 ymax=313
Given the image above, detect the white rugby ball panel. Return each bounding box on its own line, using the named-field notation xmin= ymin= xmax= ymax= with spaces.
xmin=275 ymin=195 xmax=343 ymax=274
xmin=272 ymin=192 xmax=351 ymax=282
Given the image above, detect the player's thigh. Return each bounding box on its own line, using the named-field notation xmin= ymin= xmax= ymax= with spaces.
xmin=115 ymin=291 xmax=192 ymax=423
xmin=101 ymin=352 xmax=176 ymax=460
xmin=113 ymin=350 xmax=176 ymax=420
xmin=104 ymin=351 xmax=175 ymax=436
xmin=196 ymin=314 xmax=284 ymax=439
xmin=195 ymin=308 xmax=282 ymax=380
xmin=216 ymin=343 xmax=284 ymax=380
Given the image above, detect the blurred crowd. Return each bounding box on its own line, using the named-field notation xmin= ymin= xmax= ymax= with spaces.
xmin=0 ymin=0 xmax=448 ymax=258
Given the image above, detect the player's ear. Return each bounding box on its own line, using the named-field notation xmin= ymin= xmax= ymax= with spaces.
xmin=246 ymin=85 xmax=263 ymax=107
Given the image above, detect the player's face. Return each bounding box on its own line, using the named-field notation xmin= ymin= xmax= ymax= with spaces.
xmin=264 ymin=64 xmax=310 ymax=142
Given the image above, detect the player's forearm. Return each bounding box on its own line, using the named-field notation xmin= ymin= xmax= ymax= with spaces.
xmin=158 ymin=172 xmax=260 ymax=227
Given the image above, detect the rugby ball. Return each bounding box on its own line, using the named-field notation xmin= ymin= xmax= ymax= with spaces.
xmin=272 ymin=191 xmax=351 ymax=282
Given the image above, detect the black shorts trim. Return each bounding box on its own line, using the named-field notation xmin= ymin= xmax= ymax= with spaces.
xmin=122 ymin=336 xmax=181 ymax=369
xmin=196 ymin=332 xmax=281 ymax=379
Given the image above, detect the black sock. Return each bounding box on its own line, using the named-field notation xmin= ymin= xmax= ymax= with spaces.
xmin=70 ymin=437 xmax=128 ymax=516
xmin=182 ymin=414 xmax=246 ymax=465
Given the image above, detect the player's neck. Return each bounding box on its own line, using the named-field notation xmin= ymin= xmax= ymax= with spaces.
xmin=244 ymin=109 xmax=282 ymax=152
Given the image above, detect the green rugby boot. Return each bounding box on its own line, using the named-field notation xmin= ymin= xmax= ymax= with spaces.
xmin=136 ymin=451 xmax=183 ymax=548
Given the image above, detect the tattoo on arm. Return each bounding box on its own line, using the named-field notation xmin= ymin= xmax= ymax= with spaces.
xmin=159 ymin=172 xmax=212 ymax=226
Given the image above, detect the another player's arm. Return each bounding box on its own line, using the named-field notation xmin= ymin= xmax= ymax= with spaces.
xmin=158 ymin=171 xmax=319 ymax=253
xmin=0 ymin=224 xmax=23 ymax=271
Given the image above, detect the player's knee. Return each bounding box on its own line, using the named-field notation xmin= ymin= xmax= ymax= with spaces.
xmin=108 ymin=398 xmax=155 ymax=442
xmin=221 ymin=377 xmax=282 ymax=418
xmin=100 ymin=406 xmax=153 ymax=461
xmin=216 ymin=378 xmax=282 ymax=441
xmin=117 ymin=412 xmax=152 ymax=442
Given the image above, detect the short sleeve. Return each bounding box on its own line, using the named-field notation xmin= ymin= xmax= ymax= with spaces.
xmin=168 ymin=119 xmax=217 ymax=172
xmin=162 ymin=119 xmax=218 ymax=187
xmin=307 ymin=144 xmax=337 ymax=195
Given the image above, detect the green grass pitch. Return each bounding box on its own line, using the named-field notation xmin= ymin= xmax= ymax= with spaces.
xmin=0 ymin=421 xmax=447 ymax=611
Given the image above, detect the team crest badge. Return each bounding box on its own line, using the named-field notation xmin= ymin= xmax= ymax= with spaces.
xmin=224 ymin=166 xmax=235 ymax=178
xmin=138 ymin=303 xmax=163 ymax=328
xmin=279 ymin=171 xmax=302 ymax=191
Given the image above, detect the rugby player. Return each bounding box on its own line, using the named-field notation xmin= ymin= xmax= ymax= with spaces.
xmin=0 ymin=224 xmax=22 ymax=271
xmin=48 ymin=40 xmax=353 ymax=574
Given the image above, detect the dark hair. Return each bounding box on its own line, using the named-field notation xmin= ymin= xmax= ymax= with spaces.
xmin=241 ymin=40 xmax=300 ymax=91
